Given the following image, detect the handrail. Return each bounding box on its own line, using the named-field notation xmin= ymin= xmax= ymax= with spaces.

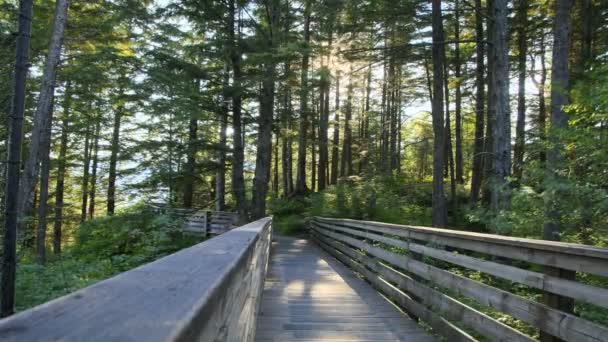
xmin=0 ymin=217 xmax=273 ymax=342
xmin=148 ymin=204 xmax=239 ymax=236
xmin=311 ymin=216 xmax=608 ymax=342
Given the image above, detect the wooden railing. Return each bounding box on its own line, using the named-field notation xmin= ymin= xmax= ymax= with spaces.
xmin=148 ymin=203 xmax=238 ymax=237
xmin=0 ymin=217 xmax=272 ymax=342
xmin=311 ymin=217 xmax=608 ymax=342
xmin=183 ymin=211 xmax=239 ymax=236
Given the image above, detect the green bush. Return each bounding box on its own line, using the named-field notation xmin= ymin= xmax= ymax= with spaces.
xmin=268 ymin=196 xmax=310 ymax=235
xmin=15 ymin=206 xmax=203 ymax=312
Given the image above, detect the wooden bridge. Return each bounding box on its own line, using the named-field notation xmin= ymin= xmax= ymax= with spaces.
xmin=1 ymin=216 xmax=608 ymax=341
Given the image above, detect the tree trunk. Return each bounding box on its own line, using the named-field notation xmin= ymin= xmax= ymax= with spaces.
xmin=431 ymin=0 xmax=447 ymax=227
xmin=273 ymin=132 xmax=279 ymax=194
xmin=36 ymin=154 xmax=51 ymax=265
xmin=537 ymin=33 xmax=548 ymax=165
xmin=250 ymin=69 xmax=275 ymax=219
xmin=251 ymin=0 xmax=278 ymax=219
xmin=576 ymin=0 xmax=593 ymax=77
xmin=388 ymin=45 xmax=398 ymax=172
xmin=444 ymin=61 xmax=457 ymax=206
xmin=513 ymin=0 xmax=528 ymax=182
xmin=216 ymin=72 xmax=228 ymax=211
xmin=470 ymin=0 xmax=485 ymax=202
xmin=541 ymin=2 xmax=574 ymax=335
xmin=341 ymin=69 xmax=353 ymax=177
xmin=281 ymin=62 xmax=294 ymax=196
xmin=80 ymin=107 xmax=92 ymax=222
xmin=317 ymin=64 xmax=330 ymax=191
xmin=543 ymin=0 xmax=572 ymax=241
xmin=330 ymin=71 xmax=340 ymax=185
xmin=54 ymin=82 xmax=72 ymax=256
xmin=454 ymin=0 xmax=464 ymax=184
xmin=361 ymin=65 xmax=372 ymax=173
xmin=311 ymin=96 xmax=317 ymax=192
xmin=482 ymin=0 xmax=495 ymax=205
xmin=294 ymin=0 xmax=311 ymax=194
xmin=490 ymin=0 xmax=511 ymax=212
xmin=229 ymin=0 xmax=247 ymax=222
xmin=2 ymin=0 xmax=34 ymax=315
xmin=88 ymin=111 xmax=101 ymax=219
xmin=184 ymin=116 xmax=198 ymax=208
xmin=37 ymin=97 xmax=55 ymax=265
xmin=107 ymin=84 xmax=124 ymax=216
xmin=18 ymin=0 xmax=69 ymax=237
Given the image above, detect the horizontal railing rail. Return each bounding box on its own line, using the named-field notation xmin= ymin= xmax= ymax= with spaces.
xmin=147 ymin=204 xmax=239 ymax=237
xmin=0 ymin=217 xmax=273 ymax=342
xmin=311 ymin=217 xmax=608 ymax=342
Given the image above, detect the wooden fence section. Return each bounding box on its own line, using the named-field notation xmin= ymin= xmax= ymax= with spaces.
xmin=0 ymin=217 xmax=273 ymax=342
xmin=310 ymin=217 xmax=608 ymax=342
xmin=183 ymin=211 xmax=239 ymax=236
xmin=148 ymin=203 xmax=238 ymax=237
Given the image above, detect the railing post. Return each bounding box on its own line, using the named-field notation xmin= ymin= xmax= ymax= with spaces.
xmin=203 ymin=211 xmax=209 ymax=237
xmin=539 ymin=266 xmax=575 ymax=342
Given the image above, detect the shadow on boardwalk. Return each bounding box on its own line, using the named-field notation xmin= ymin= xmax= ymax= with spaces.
xmin=255 ymin=234 xmax=437 ymax=342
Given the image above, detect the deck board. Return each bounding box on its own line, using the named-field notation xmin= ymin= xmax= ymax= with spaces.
xmin=255 ymin=235 xmax=437 ymax=342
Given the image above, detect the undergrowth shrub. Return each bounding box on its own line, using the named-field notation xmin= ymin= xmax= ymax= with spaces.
xmin=15 ymin=204 xmax=203 ymax=312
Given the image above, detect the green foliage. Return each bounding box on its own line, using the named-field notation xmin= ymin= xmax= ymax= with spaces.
xmin=73 ymin=207 xmax=197 ymax=267
xmin=268 ymin=196 xmax=309 ymax=235
xmin=15 ymin=207 xmax=202 ymax=312
xmin=310 ymin=177 xmax=432 ymax=226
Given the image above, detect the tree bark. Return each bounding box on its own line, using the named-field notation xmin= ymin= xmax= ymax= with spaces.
xmin=576 ymin=0 xmax=593 ymax=77
xmin=311 ymin=94 xmax=317 ymax=191
xmin=80 ymin=104 xmax=93 ymax=222
xmin=281 ymin=62 xmax=294 ymax=196
xmin=537 ymin=33 xmax=548 ymax=165
xmin=18 ymin=0 xmax=69 ymax=236
xmin=37 ymin=97 xmax=54 ymax=265
xmin=454 ymin=0 xmax=464 ymax=184
xmin=482 ymin=0 xmax=495 ymax=205
xmin=541 ymin=2 xmax=574 ymax=335
xmin=273 ymin=132 xmax=279 ymax=194
xmin=543 ymin=0 xmax=572 ymax=241
xmin=294 ymin=0 xmax=312 ymax=194
xmin=444 ymin=61 xmax=456 ymax=206
xmin=340 ymin=69 xmax=353 ymax=177
xmin=54 ymin=81 xmax=72 ymax=256
xmin=470 ymin=0 xmax=485 ymax=200
xmin=513 ymin=0 xmax=528 ymax=182
xmin=88 ymin=110 xmax=101 ymax=219
xmin=228 ymin=0 xmax=247 ymax=222
xmin=361 ymin=65 xmax=372 ymax=173
xmin=330 ymin=71 xmax=340 ymax=185
xmin=216 ymin=72 xmax=228 ymax=211
xmin=184 ymin=115 xmax=197 ymax=208
xmin=1 ymin=0 xmax=34 ymax=316
xmin=431 ymin=0 xmax=447 ymax=227
xmin=251 ymin=0 xmax=278 ymax=219
xmin=317 ymin=63 xmax=330 ymax=191
xmin=107 ymin=84 xmax=124 ymax=216
xmin=490 ymin=0 xmax=511 ymax=212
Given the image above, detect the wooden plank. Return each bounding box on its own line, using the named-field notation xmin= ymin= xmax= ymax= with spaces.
xmin=0 ymin=218 xmax=273 ymax=342
xmin=313 ymin=232 xmax=535 ymax=342
xmin=256 ymin=235 xmax=437 ymax=342
xmin=312 ymin=226 xmax=608 ymax=342
xmin=313 ymin=222 xmax=608 ymax=309
xmin=313 ymin=217 xmax=608 ymax=276
xmin=312 ymin=234 xmax=475 ymax=342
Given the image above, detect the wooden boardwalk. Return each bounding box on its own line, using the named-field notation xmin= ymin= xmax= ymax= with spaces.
xmin=255 ymin=235 xmax=437 ymax=342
